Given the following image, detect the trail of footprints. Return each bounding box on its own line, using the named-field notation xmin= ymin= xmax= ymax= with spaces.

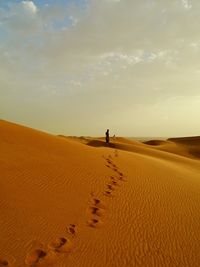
xmin=24 ymin=223 xmax=77 ymax=266
xmin=87 ymin=152 xmax=126 ymax=228
xmin=7 ymin=224 xmax=77 ymax=266
xmin=1 ymin=150 xmax=126 ymax=266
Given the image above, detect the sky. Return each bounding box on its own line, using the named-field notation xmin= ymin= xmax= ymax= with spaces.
xmin=0 ymin=0 xmax=200 ymax=137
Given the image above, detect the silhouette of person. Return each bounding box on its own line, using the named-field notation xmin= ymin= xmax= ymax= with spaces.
xmin=105 ymin=129 xmax=110 ymax=144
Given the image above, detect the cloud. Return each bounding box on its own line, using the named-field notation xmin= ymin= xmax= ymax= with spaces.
xmin=181 ymin=0 xmax=192 ymax=9
xmin=22 ymin=1 xmax=38 ymax=15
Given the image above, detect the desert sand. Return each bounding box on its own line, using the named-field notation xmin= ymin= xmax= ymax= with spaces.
xmin=0 ymin=119 xmax=200 ymax=267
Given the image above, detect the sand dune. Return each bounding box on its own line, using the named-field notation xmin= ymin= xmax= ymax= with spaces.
xmin=0 ymin=120 xmax=200 ymax=266
xmin=143 ymin=140 xmax=170 ymax=146
xmin=143 ymin=136 xmax=200 ymax=159
xmin=168 ymin=136 xmax=200 ymax=144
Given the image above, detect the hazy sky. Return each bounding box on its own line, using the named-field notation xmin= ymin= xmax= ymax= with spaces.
xmin=1 ymin=0 xmax=200 ymax=136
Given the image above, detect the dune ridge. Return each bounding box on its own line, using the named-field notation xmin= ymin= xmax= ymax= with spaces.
xmin=0 ymin=120 xmax=200 ymax=266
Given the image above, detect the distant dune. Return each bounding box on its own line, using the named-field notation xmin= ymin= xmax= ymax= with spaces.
xmin=0 ymin=120 xmax=200 ymax=267
xmin=144 ymin=136 xmax=200 ymax=159
xmin=168 ymin=136 xmax=200 ymax=144
xmin=143 ymin=140 xmax=169 ymax=146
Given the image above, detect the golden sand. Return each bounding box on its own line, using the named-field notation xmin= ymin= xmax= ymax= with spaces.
xmin=0 ymin=120 xmax=200 ymax=266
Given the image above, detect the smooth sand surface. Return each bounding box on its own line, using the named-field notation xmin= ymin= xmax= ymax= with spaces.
xmin=0 ymin=120 xmax=200 ymax=267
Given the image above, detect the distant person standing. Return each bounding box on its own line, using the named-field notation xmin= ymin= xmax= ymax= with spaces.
xmin=105 ymin=129 xmax=110 ymax=144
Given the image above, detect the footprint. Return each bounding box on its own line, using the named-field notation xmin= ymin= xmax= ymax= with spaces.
xmin=91 ymin=206 xmax=98 ymax=214
xmin=111 ymin=180 xmax=118 ymax=186
xmin=118 ymin=175 xmax=126 ymax=181
xmin=48 ymin=237 xmax=72 ymax=253
xmin=104 ymin=190 xmax=112 ymax=197
xmin=93 ymin=198 xmax=100 ymax=205
xmin=106 ymin=165 xmax=111 ymax=168
xmin=87 ymin=218 xmax=101 ymax=228
xmin=107 ymin=184 xmax=114 ymax=191
xmin=92 ymin=198 xmax=105 ymax=209
xmin=0 ymin=259 xmax=9 ymax=266
xmin=25 ymin=249 xmax=48 ymax=266
xmin=90 ymin=206 xmax=103 ymax=216
xmin=67 ymin=224 xmax=76 ymax=235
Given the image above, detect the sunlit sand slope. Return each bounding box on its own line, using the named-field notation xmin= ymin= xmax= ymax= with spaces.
xmin=0 ymin=120 xmax=200 ymax=267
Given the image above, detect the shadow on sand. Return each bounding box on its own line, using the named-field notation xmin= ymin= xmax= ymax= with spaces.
xmin=87 ymin=140 xmax=117 ymax=149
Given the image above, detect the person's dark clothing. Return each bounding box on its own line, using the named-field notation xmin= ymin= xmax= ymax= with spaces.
xmin=105 ymin=129 xmax=109 ymax=143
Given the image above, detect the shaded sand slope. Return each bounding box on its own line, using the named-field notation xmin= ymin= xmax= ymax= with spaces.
xmin=0 ymin=120 xmax=200 ymax=267
xmin=144 ymin=136 xmax=200 ymax=159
